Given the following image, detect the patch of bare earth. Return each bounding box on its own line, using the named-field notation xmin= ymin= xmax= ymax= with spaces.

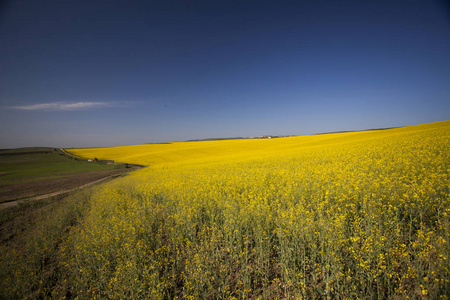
xmin=0 ymin=168 xmax=131 ymax=203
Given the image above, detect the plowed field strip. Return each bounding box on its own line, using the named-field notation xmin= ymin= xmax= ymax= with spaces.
xmin=0 ymin=168 xmax=136 ymax=209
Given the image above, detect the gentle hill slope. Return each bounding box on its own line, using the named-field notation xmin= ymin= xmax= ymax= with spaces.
xmin=70 ymin=120 xmax=450 ymax=167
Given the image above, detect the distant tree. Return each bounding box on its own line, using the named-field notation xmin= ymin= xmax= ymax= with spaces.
xmin=94 ymin=158 xmax=98 ymax=162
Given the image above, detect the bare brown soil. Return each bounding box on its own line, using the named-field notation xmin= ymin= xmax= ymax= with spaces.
xmin=0 ymin=168 xmax=132 ymax=204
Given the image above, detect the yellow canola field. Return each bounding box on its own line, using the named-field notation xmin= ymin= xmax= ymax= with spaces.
xmin=71 ymin=120 xmax=446 ymax=167
xmin=64 ymin=120 xmax=450 ymax=299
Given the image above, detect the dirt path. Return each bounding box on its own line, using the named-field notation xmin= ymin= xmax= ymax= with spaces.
xmin=0 ymin=175 xmax=117 ymax=210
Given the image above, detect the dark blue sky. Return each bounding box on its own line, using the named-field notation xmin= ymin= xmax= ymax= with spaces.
xmin=1 ymin=0 xmax=449 ymax=148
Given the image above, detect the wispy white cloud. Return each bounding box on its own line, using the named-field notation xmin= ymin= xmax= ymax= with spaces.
xmin=12 ymin=101 xmax=111 ymax=111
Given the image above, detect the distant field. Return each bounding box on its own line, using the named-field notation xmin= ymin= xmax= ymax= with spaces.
xmin=0 ymin=147 xmax=129 ymax=203
xmin=1 ymin=121 xmax=449 ymax=299
xmin=70 ymin=120 xmax=447 ymax=167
